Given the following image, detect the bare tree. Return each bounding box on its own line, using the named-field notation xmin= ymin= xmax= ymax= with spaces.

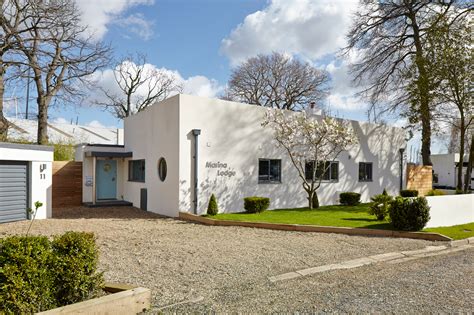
xmin=2 ymin=0 xmax=111 ymax=144
xmin=428 ymin=17 xmax=473 ymax=190
xmin=225 ymin=52 xmax=329 ymax=111
xmin=96 ymin=53 xmax=182 ymax=119
xmin=0 ymin=0 xmax=32 ymax=140
xmin=343 ymin=0 xmax=471 ymax=166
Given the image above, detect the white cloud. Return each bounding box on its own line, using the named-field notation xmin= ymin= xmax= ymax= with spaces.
xmin=114 ymin=13 xmax=154 ymax=40
xmin=182 ymin=76 xmax=223 ymax=98
xmin=75 ymin=0 xmax=154 ymax=40
xmin=220 ymin=0 xmax=358 ymax=65
xmin=87 ymin=120 xmax=108 ymax=129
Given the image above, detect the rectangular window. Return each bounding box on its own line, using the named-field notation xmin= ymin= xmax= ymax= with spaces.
xmin=305 ymin=161 xmax=339 ymax=182
xmin=359 ymin=162 xmax=373 ymax=182
xmin=128 ymin=159 xmax=145 ymax=182
xmin=258 ymin=159 xmax=281 ymax=183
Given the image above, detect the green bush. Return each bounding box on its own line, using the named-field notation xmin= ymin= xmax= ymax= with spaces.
xmin=400 ymin=189 xmax=418 ymax=197
xmin=455 ymin=189 xmax=465 ymax=195
xmin=53 ymin=141 xmax=75 ymax=161
xmin=339 ymin=192 xmax=361 ymax=206
xmin=426 ymin=189 xmax=445 ymax=196
xmin=207 ymin=194 xmax=218 ymax=216
xmin=244 ymin=197 xmax=270 ymax=213
xmin=369 ymin=193 xmax=393 ymax=221
xmin=52 ymin=232 xmax=104 ymax=305
xmin=0 ymin=232 xmax=103 ymax=313
xmin=0 ymin=236 xmax=56 ymax=313
xmin=389 ymin=197 xmax=430 ymax=231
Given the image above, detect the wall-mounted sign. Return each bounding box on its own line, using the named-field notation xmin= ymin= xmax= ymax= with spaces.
xmin=205 ymin=161 xmax=236 ymax=177
xmin=85 ymin=176 xmax=93 ymax=187
xmin=39 ymin=163 xmax=47 ymax=179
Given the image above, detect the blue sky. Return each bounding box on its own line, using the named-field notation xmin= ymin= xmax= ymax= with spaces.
xmin=5 ymin=0 xmax=441 ymax=154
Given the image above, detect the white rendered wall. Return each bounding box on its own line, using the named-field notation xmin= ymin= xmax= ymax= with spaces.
xmin=177 ymin=94 xmax=406 ymax=215
xmin=123 ymin=95 xmax=180 ymax=216
xmin=431 ymin=154 xmax=456 ymax=187
xmin=426 ymin=194 xmax=474 ymax=228
xmin=0 ymin=144 xmax=53 ymax=219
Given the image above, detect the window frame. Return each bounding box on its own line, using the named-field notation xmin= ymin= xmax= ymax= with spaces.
xmin=358 ymin=162 xmax=373 ymax=182
xmin=305 ymin=160 xmax=339 ymax=182
xmin=258 ymin=158 xmax=282 ymax=184
xmin=128 ymin=159 xmax=146 ymax=183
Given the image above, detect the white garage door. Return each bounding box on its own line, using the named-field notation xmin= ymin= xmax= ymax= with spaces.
xmin=0 ymin=161 xmax=28 ymax=223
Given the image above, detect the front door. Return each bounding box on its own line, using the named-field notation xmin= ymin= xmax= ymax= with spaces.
xmin=96 ymin=160 xmax=117 ymax=200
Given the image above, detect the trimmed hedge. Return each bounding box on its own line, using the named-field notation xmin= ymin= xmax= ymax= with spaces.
xmin=207 ymin=194 xmax=218 ymax=216
xmin=389 ymin=197 xmax=430 ymax=231
xmin=244 ymin=197 xmax=270 ymax=213
xmin=339 ymin=192 xmax=361 ymax=206
xmin=426 ymin=189 xmax=445 ymax=196
xmin=400 ymin=189 xmax=418 ymax=197
xmin=0 ymin=232 xmax=103 ymax=313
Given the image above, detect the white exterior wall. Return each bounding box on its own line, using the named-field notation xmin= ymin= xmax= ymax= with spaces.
xmin=0 ymin=144 xmax=53 ymax=219
xmin=123 ymin=95 xmax=180 ymax=216
xmin=432 ymin=154 xmax=456 ymax=188
xmin=426 ymin=194 xmax=474 ymax=228
xmin=177 ymin=94 xmax=406 ymax=215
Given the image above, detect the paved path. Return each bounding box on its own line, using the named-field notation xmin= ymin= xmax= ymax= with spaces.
xmin=270 ymin=240 xmax=474 ymax=282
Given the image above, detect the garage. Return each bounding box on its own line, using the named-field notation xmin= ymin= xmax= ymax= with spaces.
xmin=0 ymin=142 xmax=53 ymax=223
xmin=0 ymin=161 xmax=28 ymax=223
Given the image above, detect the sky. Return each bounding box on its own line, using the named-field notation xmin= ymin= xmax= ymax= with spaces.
xmin=3 ymin=0 xmax=445 ymax=154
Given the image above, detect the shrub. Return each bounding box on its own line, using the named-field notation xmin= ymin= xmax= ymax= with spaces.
xmin=382 ymin=188 xmax=388 ymax=196
xmin=400 ymin=189 xmax=418 ymax=197
xmin=0 ymin=232 xmax=103 ymax=313
xmin=52 ymin=141 xmax=75 ymax=161
xmin=52 ymin=232 xmax=104 ymax=305
xmin=426 ymin=189 xmax=445 ymax=196
xmin=244 ymin=197 xmax=270 ymax=213
xmin=207 ymin=194 xmax=218 ymax=216
xmin=389 ymin=197 xmax=430 ymax=231
xmin=0 ymin=236 xmax=56 ymax=313
xmin=455 ymin=189 xmax=465 ymax=195
xmin=369 ymin=193 xmax=393 ymax=221
xmin=339 ymin=192 xmax=361 ymax=206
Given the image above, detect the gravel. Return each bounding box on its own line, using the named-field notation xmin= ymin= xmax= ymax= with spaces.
xmin=1 ymin=206 xmax=472 ymax=313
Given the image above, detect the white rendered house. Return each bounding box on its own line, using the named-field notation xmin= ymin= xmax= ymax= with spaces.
xmin=431 ymin=153 xmax=473 ymax=189
xmin=75 ymin=94 xmax=407 ymax=217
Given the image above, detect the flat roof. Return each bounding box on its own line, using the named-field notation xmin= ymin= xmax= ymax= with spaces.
xmin=0 ymin=142 xmax=54 ymax=152
xmin=86 ymin=151 xmax=133 ymax=158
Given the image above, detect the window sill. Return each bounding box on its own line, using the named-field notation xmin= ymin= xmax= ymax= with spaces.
xmin=128 ymin=180 xmax=145 ymax=183
xmin=258 ymin=181 xmax=282 ymax=185
xmin=359 ymin=180 xmax=373 ymax=183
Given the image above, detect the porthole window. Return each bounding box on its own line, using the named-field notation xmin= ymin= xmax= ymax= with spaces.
xmin=158 ymin=158 xmax=167 ymax=182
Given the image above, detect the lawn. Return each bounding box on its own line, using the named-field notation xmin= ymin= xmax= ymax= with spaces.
xmin=424 ymin=223 xmax=474 ymax=240
xmin=212 ymin=204 xmax=393 ymax=230
xmin=212 ymin=204 xmax=474 ymax=239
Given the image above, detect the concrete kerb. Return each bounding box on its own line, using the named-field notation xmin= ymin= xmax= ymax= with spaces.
xmin=178 ymin=212 xmax=453 ymax=242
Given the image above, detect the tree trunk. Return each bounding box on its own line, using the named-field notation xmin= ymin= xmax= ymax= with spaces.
xmin=0 ymin=60 xmax=8 ymax=141
xmin=37 ymin=97 xmax=49 ymax=144
xmin=410 ymin=10 xmax=432 ymax=166
xmin=307 ymin=190 xmax=319 ymax=209
xmin=463 ymin=136 xmax=473 ymax=192
xmin=457 ymin=119 xmax=465 ymax=190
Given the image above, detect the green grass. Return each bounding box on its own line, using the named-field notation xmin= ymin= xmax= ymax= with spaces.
xmin=424 ymin=223 xmax=474 ymax=240
xmin=212 ymin=203 xmax=393 ymax=230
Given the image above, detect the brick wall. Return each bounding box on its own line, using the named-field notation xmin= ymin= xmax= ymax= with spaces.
xmin=406 ymin=164 xmax=433 ymax=196
xmin=52 ymin=161 xmax=82 ymax=214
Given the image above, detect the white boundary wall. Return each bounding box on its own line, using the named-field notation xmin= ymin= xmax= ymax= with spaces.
xmin=426 ymin=194 xmax=474 ymax=228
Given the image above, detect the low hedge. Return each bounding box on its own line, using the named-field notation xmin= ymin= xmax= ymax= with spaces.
xmin=426 ymin=189 xmax=445 ymax=196
xmin=244 ymin=197 xmax=270 ymax=213
xmin=389 ymin=197 xmax=430 ymax=231
xmin=0 ymin=232 xmax=103 ymax=313
xmin=339 ymin=192 xmax=361 ymax=206
xmin=400 ymin=189 xmax=418 ymax=197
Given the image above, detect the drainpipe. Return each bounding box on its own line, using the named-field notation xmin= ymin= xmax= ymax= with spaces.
xmin=399 ymin=148 xmax=405 ymax=192
xmin=192 ymin=129 xmax=201 ymax=214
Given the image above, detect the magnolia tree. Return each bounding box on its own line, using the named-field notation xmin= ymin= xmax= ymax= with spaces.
xmin=262 ymin=110 xmax=358 ymax=209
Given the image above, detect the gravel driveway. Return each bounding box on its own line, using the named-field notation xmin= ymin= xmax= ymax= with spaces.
xmin=1 ymin=206 xmax=472 ymax=313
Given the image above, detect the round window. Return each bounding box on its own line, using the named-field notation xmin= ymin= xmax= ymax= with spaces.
xmin=158 ymin=158 xmax=167 ymax=182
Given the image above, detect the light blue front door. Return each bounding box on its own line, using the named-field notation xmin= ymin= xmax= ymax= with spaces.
xmin=96 ymin=160 xmax=117 ymax=200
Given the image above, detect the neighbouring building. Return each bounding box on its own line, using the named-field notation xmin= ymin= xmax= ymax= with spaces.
xmin=75 ymin=94 xmax=407 ymax=217
xmin=0 ymin=142 xmax=53 ymax=223
xmin=431 ymin=153 xmax=473 ymax=189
